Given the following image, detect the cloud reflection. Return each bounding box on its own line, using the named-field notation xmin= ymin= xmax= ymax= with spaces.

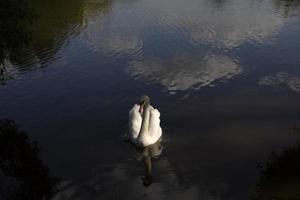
xmin=127 ymin=54 xmax=241 ymax=94
xmin=259 ymin=72 xmax=300 ymax=93
xmin=80 ymin=4 xmax=143 ymax=56
xmin=79 ymin=0 xmax=296 ymax=94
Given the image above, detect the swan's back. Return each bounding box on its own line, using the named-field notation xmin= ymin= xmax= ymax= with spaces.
xmin=129 ymin=105 xmax=162 ymax=146
xmin=149 ymin=108 xmax=162 ymax=139
xmin=129 ymin=104 xmax=142 ymax=139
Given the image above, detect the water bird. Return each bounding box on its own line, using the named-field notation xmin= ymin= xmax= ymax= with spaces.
xmin=129 ymin=95 xmax=162 ymax=147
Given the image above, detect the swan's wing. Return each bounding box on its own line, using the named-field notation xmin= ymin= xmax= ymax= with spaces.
xmin=129 ymin=104 xmax=142 ymax=139
xmin=148 ymin=107 xmax=162 ymax=139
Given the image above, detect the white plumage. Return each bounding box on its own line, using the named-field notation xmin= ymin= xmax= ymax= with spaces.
xmin=129 ymin=101 xmax=162 ymax=147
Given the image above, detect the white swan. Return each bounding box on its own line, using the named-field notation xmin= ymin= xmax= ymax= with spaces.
xmin=129 ymin=95 xmax=162 ymax=147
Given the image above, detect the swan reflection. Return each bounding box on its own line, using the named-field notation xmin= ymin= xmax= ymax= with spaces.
xmin=131 ymin=137 xmax=163 ymax=187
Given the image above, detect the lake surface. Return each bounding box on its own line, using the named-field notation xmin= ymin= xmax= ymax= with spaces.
xmin=1 ymin=0 xmax=300 ymax=199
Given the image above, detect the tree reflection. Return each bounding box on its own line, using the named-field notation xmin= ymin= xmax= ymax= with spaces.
xmin=130 ymin=138 xmax=163 ymax=187
xmin=0 ymin=0 xmax=33 ymax=81
xmin=0 ymin=119 xmax=59 ymax=200
xmin=0 ymin=0 xmax=90 ymax=82
xmin=274 ymin=0 xmax=300 ymax=8
xmin=273 ymin=0 xmax=300 ymax=16
xmin=254 ymin=120 xmax=300 ymax=200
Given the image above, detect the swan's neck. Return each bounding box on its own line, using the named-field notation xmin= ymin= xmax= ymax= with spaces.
xmin=138 ymin=105 xmax=150 ymax=140
xmin=144 ymin=155 xmax=152 ymax=179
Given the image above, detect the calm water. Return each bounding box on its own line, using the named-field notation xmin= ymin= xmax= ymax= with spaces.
xmin=1 ymin=0 xmax=300 ymax=199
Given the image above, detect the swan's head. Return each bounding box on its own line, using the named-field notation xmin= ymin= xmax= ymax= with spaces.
xmin=142 ymin=176 xmax=153 ymax=187
xmin=138 ymin=95 xmax=150 ymax=113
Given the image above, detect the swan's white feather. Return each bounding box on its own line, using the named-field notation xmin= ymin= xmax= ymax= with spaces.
xmin=129 ymin=104 xmax=142 ymax=139
xmin=149 ymin=108 xmax=162 ymax=138
xmin=129 ymin=104 xmax=162 ymax=146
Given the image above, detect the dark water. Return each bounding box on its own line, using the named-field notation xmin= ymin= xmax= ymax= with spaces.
xmin=1 ymin=0 xmax=300 ymax=199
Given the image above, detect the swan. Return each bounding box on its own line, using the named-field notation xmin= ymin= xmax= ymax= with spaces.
xmin=129 ymin=95 xmax=162 ymax=147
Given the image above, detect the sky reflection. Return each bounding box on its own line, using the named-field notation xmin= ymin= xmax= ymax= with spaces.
xmin=127 ymin=54 xmax=241 ymax=94
xmin=0 ymin=0 xmax=300 ymax=199
xmin=78 ymin=0 xmax=300 ymax=94
xmin=259 ymin=72 xmax=300 ymax=93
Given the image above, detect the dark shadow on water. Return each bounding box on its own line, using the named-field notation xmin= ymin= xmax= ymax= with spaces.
xmin=0 ymin=119 xmax=59 ymax=200
xmin=0 ymin=0 xmax=33 ymax=81
xmin=253 ymin=117 xmax=300 ymax=200
xmin=130 ymin=138 xmax=163 ymax=187
xmin=274 ymin=0 xmax=300 ymax=8
xmin=273 ymin=0 xmax=300 ymax=16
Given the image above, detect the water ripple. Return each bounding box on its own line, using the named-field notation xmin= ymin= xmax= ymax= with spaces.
xmin=259 ymin=72 xmax=300 ymax=94
xmin=158 ymin=0 xmax=286 ymax=48
xmin=126 ymin=54 xmax=241 ymax=94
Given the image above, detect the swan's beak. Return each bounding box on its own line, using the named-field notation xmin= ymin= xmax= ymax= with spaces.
xmin=139 ymin=105 xmax=144 ymax=113
xmin=138 ymin=100 xmax=145 ymax=113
